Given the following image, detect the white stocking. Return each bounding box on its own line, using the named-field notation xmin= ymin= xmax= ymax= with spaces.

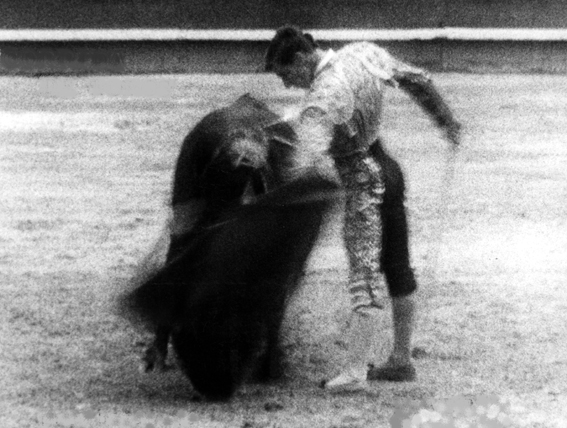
xmin=343 ymin=308 xmax=377 ymax=376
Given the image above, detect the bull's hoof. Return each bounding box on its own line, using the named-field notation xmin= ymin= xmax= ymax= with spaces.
xmin=141 ymin=346 xmax=168 ymax=373
xmin=189 ymin=391 xmax=204 ymax=402
xmin=250 ymin=350 xmax=285 ymax=383
xmin=251 ymin=364 xmax=284 ymax=383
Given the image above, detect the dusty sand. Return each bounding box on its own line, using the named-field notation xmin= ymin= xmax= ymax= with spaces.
xmin=0 ymin=73 xmax=566 ymax=427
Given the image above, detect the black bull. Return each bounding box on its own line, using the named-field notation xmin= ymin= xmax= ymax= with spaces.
xmin=118 ymin=94 xmax=414 ymax=400
xmin=119 ymin=94 xmax=341 ymax=400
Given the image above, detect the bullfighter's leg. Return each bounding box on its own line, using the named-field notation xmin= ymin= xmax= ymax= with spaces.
xmin=324 ymin=152 xmax=384 ymax=392
xmin=367 ymin=141 xmax=417 ymax=382
xmin=368 ymin=194 xmax=417 ymax=381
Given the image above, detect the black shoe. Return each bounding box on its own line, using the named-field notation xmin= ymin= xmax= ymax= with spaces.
xmin=367 ymin=360 xmax=416 ymax=382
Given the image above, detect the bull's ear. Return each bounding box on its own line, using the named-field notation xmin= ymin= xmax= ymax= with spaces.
xmin=304 ymin=32 xmax=318 ymax=48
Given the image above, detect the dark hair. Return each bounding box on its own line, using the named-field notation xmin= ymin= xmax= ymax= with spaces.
xmin=264 ymin=26 xmax=318 ymax=72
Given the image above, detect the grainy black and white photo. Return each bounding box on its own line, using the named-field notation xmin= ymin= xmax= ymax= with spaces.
xmin=1 ymin=1 xmax=566 ymax=427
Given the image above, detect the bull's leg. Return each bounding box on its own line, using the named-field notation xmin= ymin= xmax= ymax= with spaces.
xmin=252 ymin=302 xmax=286 ymax=382
xmin=142 ymin=325 xmax=171 ymax=372
xmin=140 ymin=237 xmax=175 ymax=373
xmin=141 ymin=233 xmax=186 ymax=373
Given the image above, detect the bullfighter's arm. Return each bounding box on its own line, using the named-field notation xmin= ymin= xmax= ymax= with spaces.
xmin=394 ymin=71 xmax=462 ymax=146
xmin=366 ymin=44 xmax=462 ymax=146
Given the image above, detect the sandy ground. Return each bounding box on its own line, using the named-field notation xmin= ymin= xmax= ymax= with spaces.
xmin=0 ymin=73 xmax=566 ymax=427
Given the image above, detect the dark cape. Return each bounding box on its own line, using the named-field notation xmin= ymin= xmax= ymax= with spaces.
xmin=119 ymin=173 xmax=340 ymax=400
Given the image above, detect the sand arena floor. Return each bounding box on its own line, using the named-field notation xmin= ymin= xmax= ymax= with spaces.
xmin=0 ymin=73 xmax=566 ymax=427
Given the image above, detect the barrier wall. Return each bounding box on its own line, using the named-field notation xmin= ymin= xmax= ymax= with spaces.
xmin=2 ymin=29 xmax=567 ymax=75
xmin=2 ymin=0 xmax=567 ymax=75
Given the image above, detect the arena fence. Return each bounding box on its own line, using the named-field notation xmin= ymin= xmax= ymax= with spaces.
xmin=2 ymin=28 xmax=567 ymax=75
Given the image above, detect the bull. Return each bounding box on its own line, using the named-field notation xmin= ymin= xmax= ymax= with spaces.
xmin=119 ymin=94 xmax=340 ymax=400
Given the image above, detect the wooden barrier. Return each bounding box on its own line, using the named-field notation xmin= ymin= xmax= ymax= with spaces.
xmin=2 ymin=28 xmax=567 ymax=75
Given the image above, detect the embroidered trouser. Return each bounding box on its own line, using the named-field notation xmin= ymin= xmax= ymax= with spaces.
xmin=334 ymin=152 xmax=386 ymax=312
xmin=334 ymin=143 xmax=418 ymax=312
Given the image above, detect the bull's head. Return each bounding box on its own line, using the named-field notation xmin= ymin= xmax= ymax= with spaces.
xmin=224 ymin=127 xmax=269 ymax=170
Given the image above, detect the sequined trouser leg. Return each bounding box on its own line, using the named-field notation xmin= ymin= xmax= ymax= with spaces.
xmin=334 ymin=153 xmax=386 ymax=313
